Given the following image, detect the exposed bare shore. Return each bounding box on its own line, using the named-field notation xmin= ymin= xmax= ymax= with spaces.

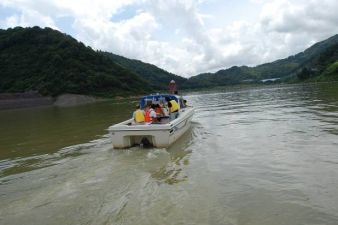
xmin=0 ymin=92 xmax=104 ymax=110
xmin=53 ymin=94 xmax=100 ymax=107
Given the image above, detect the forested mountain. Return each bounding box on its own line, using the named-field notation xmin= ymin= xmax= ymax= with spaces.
xmin=185 ymin=66 xmax=256 ymax=88
xmin=0 ymin=26 xmax=151 ymax=96
xmin=186 ymin=34 xmax=338 ymax=88
xmin=307 ymin=41 xmax=338 ymax=80
xmin=102 ymin=52 xmax=187 ymax=90
xmin=0 ymin=26 xmax=337 ymax=97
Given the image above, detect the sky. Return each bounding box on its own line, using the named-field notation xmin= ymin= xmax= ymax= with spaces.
xmin=1 ymin=0 xmax=338 ymax=77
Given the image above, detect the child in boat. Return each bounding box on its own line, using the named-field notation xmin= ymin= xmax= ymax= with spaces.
xmin=144 ymin=104 xmax=157 ymax=124
xmin=159 ymin=100 xmax=169 ymax=117
xmin=155 ymin=104 xmax=164 ymax=117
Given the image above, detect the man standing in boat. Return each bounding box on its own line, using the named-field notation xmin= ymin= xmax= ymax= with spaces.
xmin=168 ymin=80 xmax=177 ymax=94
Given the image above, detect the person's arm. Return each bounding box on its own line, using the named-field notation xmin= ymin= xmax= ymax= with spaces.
xmin=162 ymin=107 xmax=169 ymax=116
xmin=150 ymin=110 xmax=157 ymax=119
xmin=160 ymin=107 xmax=165 ymax=116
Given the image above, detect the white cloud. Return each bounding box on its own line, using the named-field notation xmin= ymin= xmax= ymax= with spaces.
xmin=259 ymin=0 xmax=338 ymax=34
xmin=1 ymin=0 xmax=338 ymax=77
xmin=73 ymin=12 xmax=159 ymax=56
xmin=0 ymin=8 xmax=57 ymax=29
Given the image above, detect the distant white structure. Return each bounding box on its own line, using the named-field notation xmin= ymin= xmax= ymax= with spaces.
xmin=261 ymin=78 xmax=281 ymax=83
xmin=242 ymin=79 xmax=255 ymax=83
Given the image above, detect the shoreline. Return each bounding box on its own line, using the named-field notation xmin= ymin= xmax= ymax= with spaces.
xmin=2 ymin=81 xmax=337 ymax=110
xmin=0 ymin=92 xmax=105 ymax=110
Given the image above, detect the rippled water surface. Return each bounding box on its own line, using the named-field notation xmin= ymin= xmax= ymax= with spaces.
xmin=1 ymin=83 xmax=338 ymax=225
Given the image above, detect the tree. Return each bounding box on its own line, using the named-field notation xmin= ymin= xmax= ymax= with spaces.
xmin=297 ymin=68 xmax=312 ymax=80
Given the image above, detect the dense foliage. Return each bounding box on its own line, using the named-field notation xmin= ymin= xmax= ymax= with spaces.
xmin=0 ymin=26 xmax=337 ymax=97
xmin=311 ymin=42 xmax=338 ymax=81
xmin=186 ymin=34 xmax=338 ymax=88
xmin=101 ymin=52 xmax=187 ymax=90
xmin=0 ymin=26 xmax=151 ymax=96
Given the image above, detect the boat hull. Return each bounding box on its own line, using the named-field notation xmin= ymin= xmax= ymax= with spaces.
xmin=108 ymin=107 xmax=194 ymax=148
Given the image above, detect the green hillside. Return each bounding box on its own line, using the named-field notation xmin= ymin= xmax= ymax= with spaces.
xmin=186 ymin=34 xmax=338 ymax=88
xmin=315 ymin=60 xmax=338 ymax=81
xmin=186 ymin=66 xmax=256 ymax=88
xmin=1 ymin=26 xmax=337 ymax=97
xmin=0 ymin=26 xmax=151 ymax=96
xmin=102 ymin=52 xmax=187 ymax=90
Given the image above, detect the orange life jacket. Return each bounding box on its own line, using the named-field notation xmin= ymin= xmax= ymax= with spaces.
xmin=145 ymin=110 xmax=151 ymax=123
xmin=144 ymin=109 xmax=155 ymax=123
xmin=155 ymin=107 xmax=162 ymax=114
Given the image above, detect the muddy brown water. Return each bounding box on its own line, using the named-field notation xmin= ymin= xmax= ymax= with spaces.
xmin=1 ymin=83 xmax=338 ymax=225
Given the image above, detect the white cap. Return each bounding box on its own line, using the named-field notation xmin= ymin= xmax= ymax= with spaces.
xmin=170 ymin=80 xmax=175 ymax=83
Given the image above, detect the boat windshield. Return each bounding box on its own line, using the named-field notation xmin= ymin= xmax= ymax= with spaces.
xmin=139 ymin=94 xmax=179 ymax=109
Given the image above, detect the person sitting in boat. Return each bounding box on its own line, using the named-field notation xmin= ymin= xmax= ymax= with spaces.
xmin=144 ymin=104 xmax=157 ymax=124
xmin=155 ymin=104 xmax=164 ymax=117
xmin=155 ymin=103 xmax=168 ymax=123
xmin=165 ymin=97 xmax=180 ymax=120
xmin=132 ymin=104 xmax=145 ymax=124
xmin=159 ymin=100 xmax=169 ymax=117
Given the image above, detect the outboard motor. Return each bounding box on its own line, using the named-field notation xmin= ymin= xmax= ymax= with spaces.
xmin=140 ymin=137 xmax=153 ymax=148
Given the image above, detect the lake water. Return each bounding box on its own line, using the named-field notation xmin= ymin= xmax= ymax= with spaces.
xmin=1 ymin=83 xmax=338 ymax=225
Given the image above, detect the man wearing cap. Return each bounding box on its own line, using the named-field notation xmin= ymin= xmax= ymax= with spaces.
xmin=168 ymin=80 xmax=177 ymax=94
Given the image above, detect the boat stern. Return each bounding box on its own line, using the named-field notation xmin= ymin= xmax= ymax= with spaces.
xmin=108 ymin=123 xmax=172 ymax=148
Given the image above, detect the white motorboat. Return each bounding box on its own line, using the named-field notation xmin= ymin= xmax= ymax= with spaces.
xmin=108 ymin=94 xmax=194 ymax=148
